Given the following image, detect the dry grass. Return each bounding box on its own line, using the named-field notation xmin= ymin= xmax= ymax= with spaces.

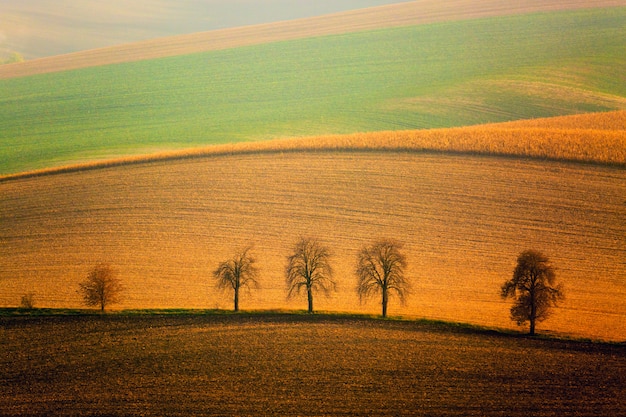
xmin=0 ymin=314 xmax=624 ymax=416
xmin=2 ymin=111 xmax=624 ymax=183
xmin=1 ymin=0 xmax=623 ymax=79
xmin=493 ymin=110 xmax=626 ymax=130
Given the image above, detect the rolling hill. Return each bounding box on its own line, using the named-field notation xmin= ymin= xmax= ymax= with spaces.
xmin=0 ymin=0 xmax=413 ymax=60
xmin=1 ymin=4 xmax=625 ymax=175
xmin=1 ymin=2 xmax=624 ymax=342
xmin=3 ymin=110 xmax=625 ymax=182
xmin=1 ymin=0 xmax=618 ymax=75
xmin=1 ymin=6 xmax=624 ymax=416
xmin=1 ymin=112 xmax=624 ymax=342
xmin=3 ymin=315 xmax=624 ymax=416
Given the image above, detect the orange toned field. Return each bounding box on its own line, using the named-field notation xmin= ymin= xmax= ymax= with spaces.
xmin=1 ymin=112 xmax=624 ymax=342
xmin=1 ymin=0 xmax=624 ymax=79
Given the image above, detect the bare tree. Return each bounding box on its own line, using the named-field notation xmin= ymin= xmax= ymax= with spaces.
xmin=20 ymin=293 xmax=35 ymax=309
xmin=501 ymin=250 xmax=564 ymax=335
xmin=79 ymin=263 xmax=123 ymax=311
xmin=213 ymin=246 xmax=259 ymax=312
xmin=285 ymin=237 xmax=336 ymax=313
xmin=356 ymin=239 xmax=410 ymax=318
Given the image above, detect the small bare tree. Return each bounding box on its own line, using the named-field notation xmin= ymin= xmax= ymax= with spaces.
xmin=20 ymin=293 xmax=35 ymax=309
xmin=213 ymin=246 xmax=260 ymax=312
xmin=356 ymin=239 xmax=409 ymax=318
xmin=501 ymin=250 xmax=564 ymax=335
xmin=79 ymin=263 xmax=123 ymax=311
xmin=285 ymin=237 xmax=336 ymax=313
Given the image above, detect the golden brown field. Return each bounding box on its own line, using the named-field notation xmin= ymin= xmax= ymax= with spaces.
xmin=1 ymin=314 xmax=624 ymax=416
xmin=0 ymin=112 xmax=624 ymax=341
xmin=1 ymin=0 xmax=623 ymax=79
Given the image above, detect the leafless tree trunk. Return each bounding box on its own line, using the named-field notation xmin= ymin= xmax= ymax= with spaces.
xmin=213 ymin=246 xmax=259 ymax=312
xmin=356 ymin=239 xmax=409 ymax=318
xmin=285 ymin=237 xmax=336 ymax=313
xmin=382 ymin=287 xmax=388 ymax=318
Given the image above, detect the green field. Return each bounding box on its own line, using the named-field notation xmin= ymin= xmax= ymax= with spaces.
xmin=1 ymin=8 xmax=625 ymax=175
xmin=1 ymin=313 xmax=624 ymax=416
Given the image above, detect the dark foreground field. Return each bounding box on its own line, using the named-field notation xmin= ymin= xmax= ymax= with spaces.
xmin=1 ymin=313 xmax=624 ymax=416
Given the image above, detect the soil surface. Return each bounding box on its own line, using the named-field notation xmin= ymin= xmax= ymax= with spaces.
xmin=1 ymin=313 xmax=624 ymax=416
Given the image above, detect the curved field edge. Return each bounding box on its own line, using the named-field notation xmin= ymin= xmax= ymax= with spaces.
xmin=1 ymin=111 xmax=624 ymax=182
xmin=2 ymin=308 xmax=624 ymax=346
xmin=1 ymin=0 xmax=623 ymax=79
xmin=2 ymin=8 xmax=624 ymax=175
xmin=2 ymin=150 xmax=624 ymax=340
xmin=1 ymin=314 xmax=624 ymax=416
xmin=0 ymin=0 xmax=421 ymax=60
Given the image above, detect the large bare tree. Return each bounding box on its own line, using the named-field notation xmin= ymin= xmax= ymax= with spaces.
xmin=285 ymin=237 xmax=336 ymax=313
xmin=356 ymin=239 xmax=409 ymax=318
xmin=213 ymin=246 xmax=259 ymax=312
xmin=79 ymin=263 xmax=123 ymax=311
xmin=501 ymin=250 xmax=564 ymax=335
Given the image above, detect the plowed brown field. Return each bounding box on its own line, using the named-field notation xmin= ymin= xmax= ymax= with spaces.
xmin=1 ymin=315 xmax=624 ymax=416
xmin=1 ymin=0 xmax=624 ymax=79
xmin=1 ymin=147 xmax=624 ymax=340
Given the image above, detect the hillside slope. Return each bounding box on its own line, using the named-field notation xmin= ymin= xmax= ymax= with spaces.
xmin=0 ymin=0 xmax=411 ymax=60
xmin=2 ymin=316 xmax=624 ymax=416
xmin=1 ymin=112 xmax=624 ymax=341
xmin=3 ymin=110 xmax=624 ymax=182
xmin=1 ymin=0 xmax=622 ymax=79
xmin=1 ymin=7 xmax=624 ymax=175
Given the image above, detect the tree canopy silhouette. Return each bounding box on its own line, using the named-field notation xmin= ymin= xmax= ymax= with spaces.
xmin=356 ymin=239 xmax=409 ymax=318
xmin=213 ymin=246 xmax=259 ymax=312
xmin=501 ymin=250 xmax=564 ymax=335
xmin=285 ymin=237 xmax=336 ymax=313
xmin=78 ymin=263 xmax=123 ymax=311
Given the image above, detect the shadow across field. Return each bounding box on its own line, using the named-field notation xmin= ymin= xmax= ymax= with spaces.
xmin=1 ymin=311 xmax=624 ymax=416
xmin=2 ymin=145 xmax=624 ymax=185
xmin=1 ymin=146 xmax=624 ymax=341
xmin=2 ymin=109 xmax=624 ymax=182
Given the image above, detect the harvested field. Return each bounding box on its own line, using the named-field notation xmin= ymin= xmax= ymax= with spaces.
xmin=1 ymin=0 xmax=623 ymax=79
xmin=0 ymin=148 xmax=624 ymax=341
xmin=0 ymin=314 xmax=624 ymax=416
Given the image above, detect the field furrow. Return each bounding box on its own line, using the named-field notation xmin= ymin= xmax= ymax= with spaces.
xmin=1 ymin=152 xmax=624 ymax=341
xmin=1 ymin=315 xmax=624 ymax=416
